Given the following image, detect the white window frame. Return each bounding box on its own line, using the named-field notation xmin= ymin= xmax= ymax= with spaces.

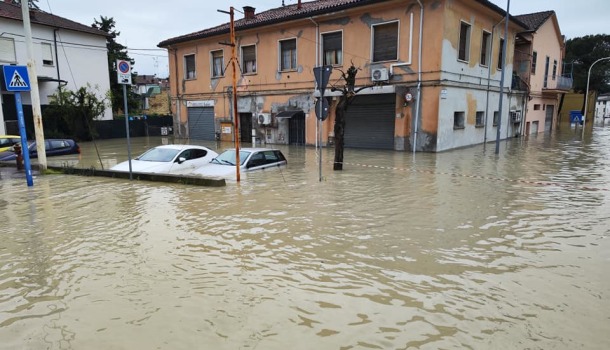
xmin=480 ymin=30 xmax=491 ymax=67
xmin=241 ymin=44 xmax=257 ymax=74
xmin=458 ymin=21 xmax=471 ymax=62
xmin=0 ymin=37 xmax=16 ymax=63
xmin=211 ymin=49 xmax=224 ymax=78
xmin=184 ymin=54 xmax=196 ymax=80
xmin=371 ymin=20 xmax=400 ymax=63
xmin=41 ymin=42 xmax=54 ymax=66
xmin=321 ymin=30 xmax=343 ymax=66
xmin=278 ymin=38 xmax=297 ymax=72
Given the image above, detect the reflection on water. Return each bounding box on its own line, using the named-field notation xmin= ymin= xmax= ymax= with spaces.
xmin=1 ymin=125 xmax=609 ymax=349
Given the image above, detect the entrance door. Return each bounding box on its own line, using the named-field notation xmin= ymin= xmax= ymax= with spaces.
xmin=239 ymin=113 xmax=253 ymax=143
xmin=188 ymin=107 xmax=215 ymax=140
xmin=344 ymin=94 xmax=395 ymax=149
xmin=288 ymin=111 xmax=305 ymax=145
xmin=545 ymin=105 xmax=554 ymax=132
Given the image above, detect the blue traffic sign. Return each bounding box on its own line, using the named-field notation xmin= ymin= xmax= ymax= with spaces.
xmin=2 ymin=65 xmax=30 ymax=92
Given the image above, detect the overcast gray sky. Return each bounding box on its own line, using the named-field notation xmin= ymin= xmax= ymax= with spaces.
xmin=37 ymin=0 xmax=609 ymax=77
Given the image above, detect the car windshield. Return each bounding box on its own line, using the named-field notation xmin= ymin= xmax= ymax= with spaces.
xmin=136 ymin=147 xmax=180 ymax=162
xmin=212 ymin=150 xmax=251 ymax=166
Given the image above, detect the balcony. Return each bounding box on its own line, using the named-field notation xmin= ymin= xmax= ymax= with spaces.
xmin=543 ymin=75 xmax=573 ymax=91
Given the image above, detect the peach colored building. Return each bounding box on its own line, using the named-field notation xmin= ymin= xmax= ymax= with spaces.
xmin=514 ymin=11 xmax=572 ymax=135
xmin=158 ymin=0 xmax=528 ymax=152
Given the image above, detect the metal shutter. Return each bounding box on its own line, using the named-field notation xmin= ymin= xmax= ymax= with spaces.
xmin=188 ymin=107 xmax=215 ymax=140
xmin=344 ymin=94 xmax=395 ymax=150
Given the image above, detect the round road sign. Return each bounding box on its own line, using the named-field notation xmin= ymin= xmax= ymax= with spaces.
xmin=118 ymin=61 xmax=130 ymax=74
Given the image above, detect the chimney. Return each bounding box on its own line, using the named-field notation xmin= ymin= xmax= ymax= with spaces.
xmin=243 ymin=6 xmax=256 ymax=20
xmin=298 ymin=0 xmax=302 ymax=9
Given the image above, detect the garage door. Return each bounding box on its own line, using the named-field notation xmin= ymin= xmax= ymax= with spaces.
xmin=344 ymin=94 xmax=395 ymax=149
xmin=188 ymin=107 xmax=215 ymax=140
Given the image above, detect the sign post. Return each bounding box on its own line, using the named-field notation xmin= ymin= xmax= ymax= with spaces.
xmin=117 ymin=59 xmax=133 ymax=180
xmin=313 ymin=65 xmax=332 ymax=182
xmin=3 ymin=65 xmax=33 ymax=186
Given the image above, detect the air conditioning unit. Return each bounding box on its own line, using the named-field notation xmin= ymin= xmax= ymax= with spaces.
xmin=510 ymin=111 xmax=522 ymax=123
xmin=258 ymin=113 xmax=271 ymax=125
xmin=371 ymin=68 xmax=389 ymax=82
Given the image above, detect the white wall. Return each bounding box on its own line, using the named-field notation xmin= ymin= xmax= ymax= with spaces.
xmin=0 ymin=18 xmax=112 ymax=130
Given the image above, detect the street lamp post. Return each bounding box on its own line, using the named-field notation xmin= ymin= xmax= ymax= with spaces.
xmin=582 ymin=56 xmax=610 ymax=138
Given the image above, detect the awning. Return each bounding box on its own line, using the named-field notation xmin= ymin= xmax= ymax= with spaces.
xmin=37 ymin=76 xmax=68 ymax=84
xmin=275 ymin=110 xmax=303 ymax=119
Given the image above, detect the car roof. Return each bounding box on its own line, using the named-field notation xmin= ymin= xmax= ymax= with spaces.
xmin=222 ymin=147 xmax=280 ymax=152
xmin=155 ymin=144 xmax=211 ymax=150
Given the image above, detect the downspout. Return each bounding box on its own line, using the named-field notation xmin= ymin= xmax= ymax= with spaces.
xmin=53 ymin=28 xmax=61 ymax=93
xmin=483 ymin=18 xmax=505 ymax=144
xmin=412 ymin=0 xmax=423 ymax=152
xmin=170 ymin=46 xmax=182 ymax=138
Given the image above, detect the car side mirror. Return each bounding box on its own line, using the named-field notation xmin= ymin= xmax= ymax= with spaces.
xmin=177 ymin=157 xmax=186 ymax=164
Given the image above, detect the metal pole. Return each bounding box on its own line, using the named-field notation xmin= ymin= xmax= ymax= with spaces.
xmin=583 ymin=57 xmax=610 ymax=138
xmin=15 ymin=92 xmax=33 ymax=186
xmin=123 ymin=84 xmax=132 ymax=180
xmin=318 ymin=68 xmax=323 ymax=182
xmin=21 ymin=2 xmax=46 ymax=171
xmin=495 ymin=0 xmax=510 ymax=154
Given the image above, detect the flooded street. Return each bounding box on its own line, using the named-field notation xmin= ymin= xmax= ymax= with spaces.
xmin=1 ymin=124 xmax=609 ymax=349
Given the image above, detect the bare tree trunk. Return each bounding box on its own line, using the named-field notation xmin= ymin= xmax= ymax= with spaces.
xmin=333 ymin=97 xmax=347 ymax=170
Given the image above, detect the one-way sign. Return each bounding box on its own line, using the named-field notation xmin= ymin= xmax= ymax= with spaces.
xmin=2 ymin=66 xmax=31 ymax=92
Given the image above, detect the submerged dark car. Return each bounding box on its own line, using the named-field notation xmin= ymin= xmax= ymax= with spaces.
xmin=0 ymin=139 xmax=80 ymax=161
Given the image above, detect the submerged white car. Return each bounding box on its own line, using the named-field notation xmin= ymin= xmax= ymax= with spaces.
xmin=193 ymin=148 xmax=287 ymax=179
xmin=111 ymin=144 xmax=218 ymax=175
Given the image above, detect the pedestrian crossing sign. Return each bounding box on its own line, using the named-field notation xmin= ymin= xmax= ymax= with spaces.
xmin=2 ymin=65 xmax=31 ymax=92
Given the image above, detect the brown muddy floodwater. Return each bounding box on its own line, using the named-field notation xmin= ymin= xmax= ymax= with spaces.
xmin=0 ymin=123 xmax=609 ymax=349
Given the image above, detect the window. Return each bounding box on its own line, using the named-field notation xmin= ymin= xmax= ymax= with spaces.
xmin=531 ymin=51 xmax=537 ymax=74
xmin=280 ymin=39 xmax=297 ymax=71
xmin=497 ymin=38 xmax=504 ymax=69
xmin=552 ymin=59 xmax=557 ymax=80
xmin=534 ymin=104 xmax=541 ymax=110
xmin=0 ymin=37 xmax=16 ymax=63
xmin=458 ymin=21 xmax=471 ymax=61
xmin=372 ymin=22 xmax=399 ymax=62
xmin=480 ymin=31 xmax=491 ymax=66
xmin=211 ymin=50 xmax=224 ymax=77
xmin=454 ymin=112 xmax=465 ymax=129
xmin=476 ymin=111 xmax=484 ymax=127
xmin=493 ymin=111 xmax=499 ymax=126
xmin=241 ymin=45 xmax=256 ymax=74
xmin=544 ymin=56 xmax=550 ymax=88
xmin=184 ymin=54 xmax=196 ymax=80
xmin=41 ymin=42 xmax=53 ymax=66
xmin=322 ymin=31 xmax=342 ymax=65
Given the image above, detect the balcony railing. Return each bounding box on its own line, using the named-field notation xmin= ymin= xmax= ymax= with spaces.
xmin=544 ymin=75 xmax=573 ymax=91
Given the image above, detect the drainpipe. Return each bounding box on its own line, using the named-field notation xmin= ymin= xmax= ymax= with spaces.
xmin=483 ymin=18 xmax=505 ymax=144
xmin=412 ymin=0 xmax=424 ymax=152
xmin=53 ymin=28 xmax=61 ymax=92
xmin=170 ymin=46 xmax=182 ymax=138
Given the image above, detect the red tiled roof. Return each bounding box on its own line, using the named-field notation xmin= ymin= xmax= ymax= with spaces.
xmin=0 ymin=2 xmax=109 ymax=37
xmin=159 ymin=0 xmax=526 ymax=47
xmin=514 ymin=11 xmax=555 ymax=32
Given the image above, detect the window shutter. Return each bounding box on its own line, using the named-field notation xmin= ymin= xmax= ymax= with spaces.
xmin=0 ymin=38 xmax=16 ymax=63
xmin=373 ymin=23 xmax=398 ymax=62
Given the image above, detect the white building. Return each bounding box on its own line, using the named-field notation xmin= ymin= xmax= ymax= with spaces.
xmin=596 ymin=93 xmax=610 ymax=119
xmin=0 ymin=2 xmax=112 ymax=135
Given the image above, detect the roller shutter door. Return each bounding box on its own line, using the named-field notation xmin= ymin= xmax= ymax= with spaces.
xmin=344 ymin=94 xmax=395 ymax=149
xmin=188 ymin=107 xmax=215 ymax=140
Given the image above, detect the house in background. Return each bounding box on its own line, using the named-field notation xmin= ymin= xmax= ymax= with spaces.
xmin=133 ymin=74 xmax=169 ymax=113
xmin=595 ymin=93 xmax=610 ymax=119
xmin=0 ymin=2 xmax=112 ymax=135
xmin=513 ymin=10 xmax=572 ymax=135
xmin=158 ymin=0 xmax=528 ymax=152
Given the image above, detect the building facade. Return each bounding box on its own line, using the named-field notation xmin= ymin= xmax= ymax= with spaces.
xmin=0 ymin=3 xmax=112 ymax=135
xmin=514 ymin=11 xmax=571 ymax=135
xmin=159 ymin=0 xmax=528 ymax=152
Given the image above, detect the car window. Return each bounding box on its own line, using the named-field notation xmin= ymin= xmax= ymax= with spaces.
xmin=49 ymin=140 xmax=69 ymax=149
xmin=248 ymin=152 xmax=265 ymax=167
xmin=138 ymin=148 xmax=180 ymax=162
xmin=262 ymin=151 xmax=279 ymax=164
xmin=190 ymin=149 xmax=208 ymax=159
xmin=177 ymin=149 xmax=192 ymax=160
xmin=216 ymin=150 xmax=251 ymax=166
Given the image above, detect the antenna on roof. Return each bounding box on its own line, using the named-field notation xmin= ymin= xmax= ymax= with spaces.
xmin=282 ymin=0 xmax=285 ymax=6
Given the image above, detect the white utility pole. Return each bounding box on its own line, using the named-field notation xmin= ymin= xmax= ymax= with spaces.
xmin=21 ymin=2 xmax=46 ymax=171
